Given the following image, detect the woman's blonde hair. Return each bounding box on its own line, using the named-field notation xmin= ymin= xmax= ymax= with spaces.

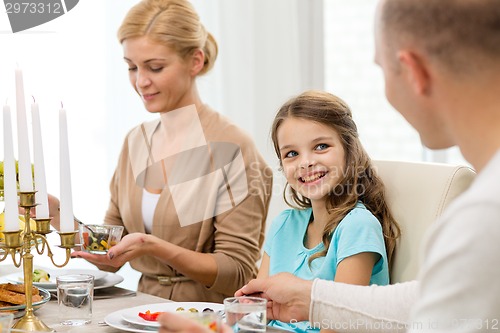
xmin=271 ymin=90 xmax=401 ymax=268
xmin=117 ymin=0 xmax=218 ymax=75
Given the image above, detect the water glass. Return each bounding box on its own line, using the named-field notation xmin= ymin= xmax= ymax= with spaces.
xmin=224 ymin=296 xmax=267 ymax=332
xmin=0 ymin=313 xmax=13 ymax=333
xmin=56 ymin=274 xmax=94 ymax=326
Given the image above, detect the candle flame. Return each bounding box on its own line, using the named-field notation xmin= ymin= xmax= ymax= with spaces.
xmin=4 ymin=98 xmax=8 ymax=105
xmin=32 ymin=96 xmax=36 ymax=103
xmin=61 ymin=101 xmax=64 ymax=109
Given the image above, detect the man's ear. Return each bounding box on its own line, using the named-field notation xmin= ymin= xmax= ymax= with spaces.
xmin=397 ymin=50 xmax=431 ymax=95
xmin=190 ymin=48 xmax=205 ymax=76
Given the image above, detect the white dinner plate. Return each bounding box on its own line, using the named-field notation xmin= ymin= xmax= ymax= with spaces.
xmin=93 ymin=272 xmax=124 ymax=291
xmin=3 ymin=269 xmax=121 ymax=291
xmin=4 ymin=267 xmax=108 ymax=290
xmin=105 ymin=309 xmax=157 ymax=333
xmin=108 ymin=302 xmax=223 ymax=331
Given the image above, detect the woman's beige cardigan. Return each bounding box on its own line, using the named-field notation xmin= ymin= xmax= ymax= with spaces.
xmin=104 ymin=105 xmax=273 ymax=302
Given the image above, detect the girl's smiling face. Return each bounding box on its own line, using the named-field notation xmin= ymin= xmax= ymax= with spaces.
xmin=277 ymin=117 xmax=346 ymax=203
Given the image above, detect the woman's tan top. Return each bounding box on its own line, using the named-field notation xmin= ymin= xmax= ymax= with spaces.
xmin=104 ymin=105 xmax=273 ymax=303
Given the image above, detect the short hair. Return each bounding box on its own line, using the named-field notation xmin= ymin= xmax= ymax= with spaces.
xmin=117 ymin=0 xmax=218 ymax=76
xmin=381 ymin=0 xmax=500 ymax=72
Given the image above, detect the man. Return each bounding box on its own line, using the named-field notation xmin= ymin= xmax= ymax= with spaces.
xmin=159 ymin=0 xmax=500 ymax=331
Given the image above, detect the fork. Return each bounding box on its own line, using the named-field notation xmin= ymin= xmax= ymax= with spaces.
xmin=74 ymin=215 xmax=85 ymax=226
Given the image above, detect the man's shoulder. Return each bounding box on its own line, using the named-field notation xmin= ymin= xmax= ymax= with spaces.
xmin=458 ymin=150 xmax=500 ymax=206
xmin=434 ymin=156 xmax=500 ymax=240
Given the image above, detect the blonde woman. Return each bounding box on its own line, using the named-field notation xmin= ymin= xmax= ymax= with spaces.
xmin=72 ymin=0 xmax=272 ymax=303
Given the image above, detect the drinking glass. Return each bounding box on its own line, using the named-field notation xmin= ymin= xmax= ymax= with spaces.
xmin=56 ymin=274 xmax=94 ymax=325
xmin=0 ymin=313 xmax=13 ymax=333
xmin=223 ymin=296 xmax=267 ymax=332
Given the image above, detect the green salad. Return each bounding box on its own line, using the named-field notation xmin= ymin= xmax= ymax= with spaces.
xmin=33 ymin=269 xmax=51 ymax=283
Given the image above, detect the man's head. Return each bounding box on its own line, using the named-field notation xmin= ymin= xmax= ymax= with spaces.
xmin=374 ymin=0 xmax=500 ymax=149
xmin=379 ymin=0 xmax=500 ymax=73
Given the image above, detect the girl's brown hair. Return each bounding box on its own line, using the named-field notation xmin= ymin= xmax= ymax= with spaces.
xmin=271 ymin=90 xmax=400 ymax=268
xmin=117 ymin=0 xmax=218 ymax=75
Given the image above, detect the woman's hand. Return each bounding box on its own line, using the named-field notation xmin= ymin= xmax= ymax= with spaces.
xmin=235 ymin=272 xmax=312 ymax=323
xmin=73 ymin=232 xmax=219 ymax=286
xmin=70 ymin=250 xmax=120 ymax=272
xmin=158 ymin=312 xmax=233 ymax=333
xmin=72 ymin=233 xmax=155 ymax=270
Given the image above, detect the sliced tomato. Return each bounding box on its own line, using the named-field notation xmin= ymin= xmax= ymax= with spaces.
xmin=208 ymin=321 xmax=218 ymax=331
xmin=82 ymin=232 xmax=89 ymax=246
xmin=138 ymin=310 xmax=163 ymax=321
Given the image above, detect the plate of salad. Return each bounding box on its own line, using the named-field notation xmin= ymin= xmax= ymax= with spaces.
xmin=120 ymin=302 xmax=223 ymax=328
xmin=4 ymin=267 xmax=107 ymax=290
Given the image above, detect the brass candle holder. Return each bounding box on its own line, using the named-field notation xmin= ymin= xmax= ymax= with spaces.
xmin=0 ymin=191 xmax=76 ymax=332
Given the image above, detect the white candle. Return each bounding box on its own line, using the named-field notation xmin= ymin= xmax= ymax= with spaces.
xmin=15 ymin=68 xmax=34 ymax=192
xmin=31 ymin=101 xmax=49 ymax=218
xmin=59 ymin=106 xmax=74 ymax=232
xmin=3 ymin=104 xmax=19 ymax=231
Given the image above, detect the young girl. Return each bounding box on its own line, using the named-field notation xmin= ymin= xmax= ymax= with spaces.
xmin=259 ymin=90 xmax=400 ymax=332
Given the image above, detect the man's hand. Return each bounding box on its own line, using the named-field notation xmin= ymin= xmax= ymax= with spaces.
xmin=235 ymin=272 xmax=312 ymax=323
xmin=158 ymin=312 xmax=233 ymax=333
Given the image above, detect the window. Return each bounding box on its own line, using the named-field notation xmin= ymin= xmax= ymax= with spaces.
xmin=324 ymin=0 xmax=469 ymax=166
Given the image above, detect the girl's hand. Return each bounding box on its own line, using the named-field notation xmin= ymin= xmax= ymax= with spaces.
xmin=158 ymin=312 xmax=233 ymax=333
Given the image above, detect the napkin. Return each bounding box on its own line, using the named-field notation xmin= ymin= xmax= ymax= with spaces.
xmin=94 ymin=286 xmax=136 ymax=299
xmin=49 ymin=286 xmax=136 ymax=300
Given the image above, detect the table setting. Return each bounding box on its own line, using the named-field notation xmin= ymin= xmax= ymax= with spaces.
xmin=0 ymin=263 xmax=131 ymax=307
xmin=1 ymin=266 xmax=128 ymax=296
xmin=0 ymin=68 xmax=289 ymax=333
xmin=105 ymin=302 xmax=225 ymax=333
xmin=0 ymin=263 xmax=286 ymax=333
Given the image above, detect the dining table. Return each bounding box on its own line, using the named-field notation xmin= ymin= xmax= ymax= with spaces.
xmin=0 ymin=264 xmax=286 ymax=333
xmin=22 ymin=289 xmax=286 ymax=333
xmin=0 ymin=262 xmax=149 ymax=333
xmin=29 ymin=288 xmax=164 ymax=333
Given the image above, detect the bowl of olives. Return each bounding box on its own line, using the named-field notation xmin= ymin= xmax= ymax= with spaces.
xmin=79 ymin=224 xmax=124 ymax=254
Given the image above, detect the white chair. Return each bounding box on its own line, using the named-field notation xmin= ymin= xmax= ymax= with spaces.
xmin=373 ymin=160 xmax=476 ymax=283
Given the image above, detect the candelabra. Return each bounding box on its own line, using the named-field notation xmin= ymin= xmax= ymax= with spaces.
xmin=0 ymin=191 xmax=76 ymax=332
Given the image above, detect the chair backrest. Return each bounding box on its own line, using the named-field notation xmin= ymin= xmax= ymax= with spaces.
xmin=372 ymin=160 xmax=476 ymax=283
